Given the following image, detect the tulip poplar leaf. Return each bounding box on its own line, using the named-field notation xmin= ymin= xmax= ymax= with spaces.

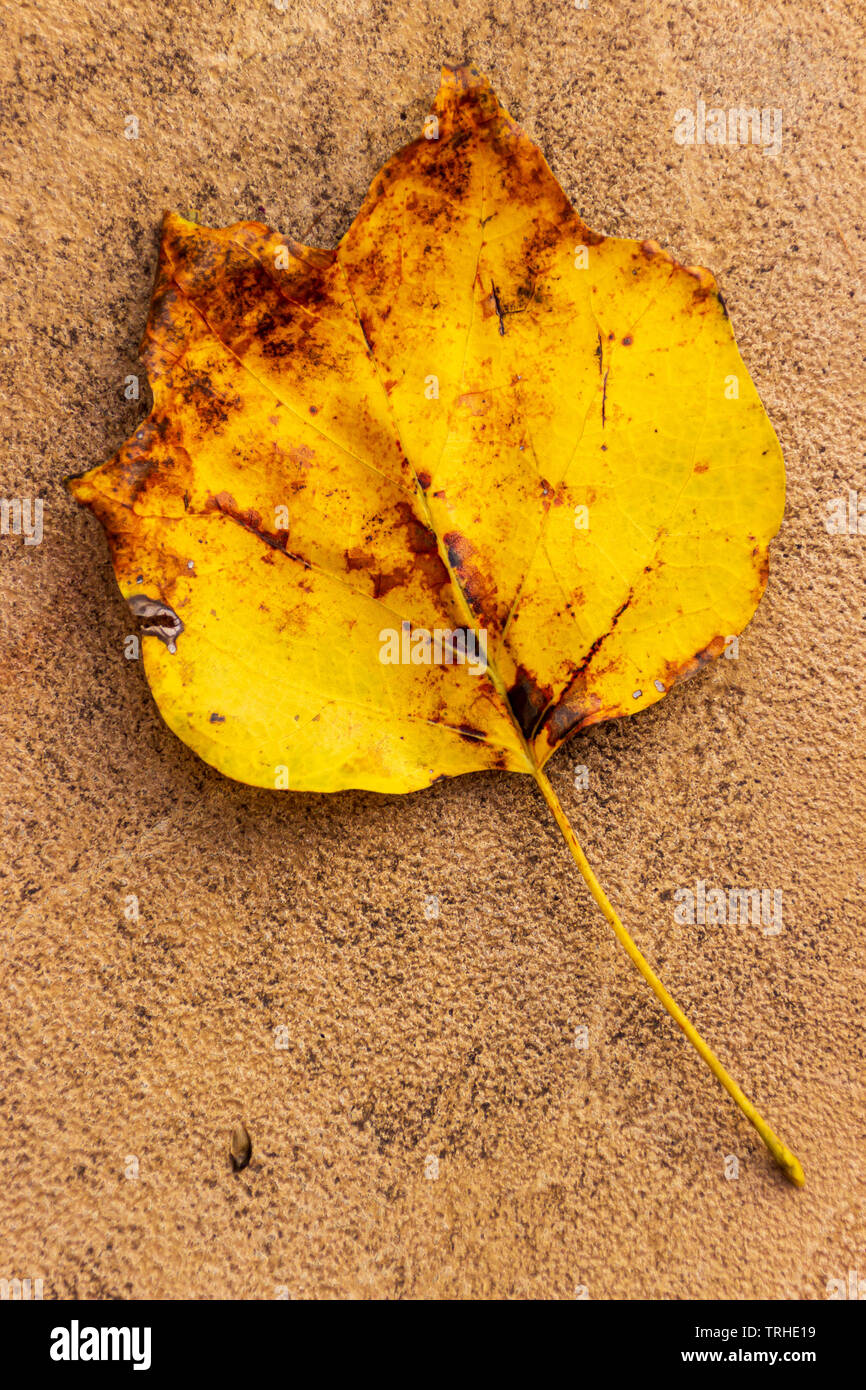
xmin=69 ymin=65 xmax=800 ymax=1185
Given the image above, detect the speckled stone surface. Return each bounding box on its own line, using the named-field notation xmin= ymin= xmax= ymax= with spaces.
xmin=1 ymin=0 xmax=864 ymax=1300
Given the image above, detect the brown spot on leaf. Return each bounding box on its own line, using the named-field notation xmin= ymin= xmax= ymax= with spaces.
xmin=443 ymin=530 xmax=498 ymax=622
xmin=396 ymin=501 xmax=438 ymax=555
xmin=345 ymin=548 xmax=376 ymax=572
xmin=661 ymin=636 xmax=728 ymax=689
xmin=507 ymin=665 xmax=553 ymax=740
xmin=455 ymin=391 xmax=490 ymax=415
xmin=544 ymin=691 xmax=604 ymax=747
xmin=207 ymin=492 xmax=293 ymax=557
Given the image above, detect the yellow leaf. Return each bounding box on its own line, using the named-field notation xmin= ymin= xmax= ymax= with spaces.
xmin=69 ymin=64 xmax=800 ymax=1184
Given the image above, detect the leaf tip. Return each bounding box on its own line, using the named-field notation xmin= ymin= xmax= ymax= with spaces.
xmin=435 ymin=61 xmax=501 ymax=124
xmin=64 ymin=468 xmax=95 ymax=504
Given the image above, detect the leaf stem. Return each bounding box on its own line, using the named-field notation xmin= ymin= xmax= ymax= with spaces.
xmin=532 ymin=764 xmax=804 ymax=1187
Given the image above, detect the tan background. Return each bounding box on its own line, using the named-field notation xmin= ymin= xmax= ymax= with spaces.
xmin=1 ymin=0 xmax=864 ymax=1300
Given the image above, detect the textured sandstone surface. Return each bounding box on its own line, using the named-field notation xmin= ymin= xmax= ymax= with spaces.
xmin=1 ymin=0 xmax=864 ymax=1299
